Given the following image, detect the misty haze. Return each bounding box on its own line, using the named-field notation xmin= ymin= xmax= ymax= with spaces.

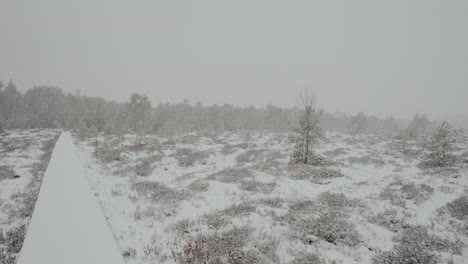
xmin=1 ymin=1 xmax=468 ymax=264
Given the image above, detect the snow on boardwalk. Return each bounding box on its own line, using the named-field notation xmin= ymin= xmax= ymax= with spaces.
xmin=17 ymin=132 xmax=125 ymax=264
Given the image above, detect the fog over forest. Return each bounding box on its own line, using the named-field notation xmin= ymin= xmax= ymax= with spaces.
xmin=1 ymin=0 xmax=468 ymax=121
xmin=0 ymin=80 xmax=410 ymax=134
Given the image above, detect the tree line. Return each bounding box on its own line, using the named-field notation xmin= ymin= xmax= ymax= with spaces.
xmin=0 ymin=80 xmax=415 ymax=135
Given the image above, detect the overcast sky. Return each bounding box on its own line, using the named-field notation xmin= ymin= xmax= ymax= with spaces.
xmin=1 ymin=0 xmax=467 ymax=119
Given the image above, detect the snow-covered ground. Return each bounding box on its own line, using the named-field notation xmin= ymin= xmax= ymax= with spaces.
xmin=70 ymin=130 xmax=468 ymax=264
xmin=0 ymin=129 xmax=60 ymax=263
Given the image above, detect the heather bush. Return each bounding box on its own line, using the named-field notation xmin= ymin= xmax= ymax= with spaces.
xmin=172 ymin=148 xmax=210 ymax=167
xmin=290 ymin=253 xmax=324 ymax=264
xmin=290 ymin=211 xmax=361 ymax=246
xmin=373 ymin=225 xmax=463 ymax=263
xmin=221 ymin=143 xmax=250 ymax=155
xmin=443 ymin=195 xmax=468 ymax=221
xmin=239 ymin=180 xmax=276 ymax=194
xmin=187 ymin=179 xmax=209 ymax=193
xmin=122 ymin=247 xmax=137 ymax=259
xmin=134 ymin=155 xmax=161 ymax=176
xmin=289 ymin=165 xmax=343 ymax=184
xmin=235 ymin=149 xmax=264 ymax=164
xmin=379 ymin=180 xmax=433 ymax=206
xmin=207 ymin=168 xmax=253 ymax=184
xmin=315 ymin=192 xmax=365 ymax=211
xmin=368 ymin=208 xmax=405 ymax=232
xmin=131 ymin=181 xmax=191 ymax=204
xmin=0 ymin=166 xmax=16 ymax=181
xmin=0 ymin=225 xmax=26 ymax=264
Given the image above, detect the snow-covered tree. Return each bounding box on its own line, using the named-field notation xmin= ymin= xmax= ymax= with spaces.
xmin=425 ymin=121 xmax=456 ymax=167
xmin=126 ymin=93 xmax=152 ymax=133
xmin=406 ymin=113 xmax=433 ymax=138
xmin=0 ymin=80 xmax=22 ymax=128
xmin=290 ymin=88 xmax=323 ymax=165
xmin=349 ymin=112 xmax=368 ymax=134
xmin=23 ymin=86 xmax=65 ymax=128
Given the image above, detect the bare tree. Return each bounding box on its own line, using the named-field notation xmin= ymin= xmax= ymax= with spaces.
xmin=290 ymin=88 xmax=323 ymax=165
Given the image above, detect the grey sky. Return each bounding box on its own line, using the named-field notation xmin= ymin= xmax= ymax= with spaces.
xmin=1 ymin=0 xmax=467 ymax=119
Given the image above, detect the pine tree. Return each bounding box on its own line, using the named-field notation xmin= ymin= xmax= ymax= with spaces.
xmin=425 ymin=121 xmax=456 ymax=167
xmin=349 ymin=112 xmax=368 ymax=134
xmin=407 ymin=113 xmax=433 ymax=138
xmin=290 ymin=88 xmax=323 ymax=165
xmin=126 ymin=93 xmax=152 ymax=133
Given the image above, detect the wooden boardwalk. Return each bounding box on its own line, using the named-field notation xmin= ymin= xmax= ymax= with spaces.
xmin=17 ymin=132 xmax=125 ymax=264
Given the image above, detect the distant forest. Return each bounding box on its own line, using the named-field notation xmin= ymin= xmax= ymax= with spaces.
xmin=0 ymin=80 xmax=411 ymax=135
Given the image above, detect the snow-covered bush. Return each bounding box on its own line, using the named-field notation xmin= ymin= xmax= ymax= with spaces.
xmin=171 ymin=219 xmax=196 ymax=236
xmin=254 ymin=197 xmax=286 ymax=208
xmin=134 ymin=162 xmax=152 ymax=177
xmin=1 ymin=138 xmax=32 ymax=152
xmin=290 ymin=165 xmax=343 ymax=184
xmin=172 ymin=148 xmax=209 ymax=167
xmin=0 ymin=166 xmax=15 ymax=181
xmin=95 ymin=141 xmax=122 ymax=163
xmin=0 ymin=225 xmax=26 ymax=264
xmin=235 ymin=149 xmax=264 ymax=164
xmin=373 ymin=225 xmax=462 ymax=264
xmin=131 ymin=181 xmax=191 ymax=204
xmin=291 ymin=211 xmax=361 ymax=246
xmin=207 ymin=168 xmax=253 ymax=183
xmin=203 ymin=212 xmax=227 ymax=230
xmin=368 ymin=208 xmax=405 ymax=232
xmin=134 ymin=156 xmax=160 ymax=177
xmin=460 ymin=151 xmax=468 ymax=164
xmin=198 ymin=203 xmax=258 ymax=230
xmin=220 ymin=203 xmax=257 ymax=217
xmin=9 ymin=191 xmax=37 ymax=219
xmin=172 ymin=227 xmax=257 ymax=264
xmin=443 ymin=195 xmax=468 ymax=221
xmin=187 ymin=179 xmax=209 ymax=193
xmin=122 ymin=247 xmax=137 ymax=259
xmin=379 ymin=180 xmax=433 ymax=207
xmin=239 ymin=180 xmax=276 ymax=193
xmin=220 ymin=143 xmax=250 ymax=155
xmin=290 ymin=253 xmax=324 ymax=264
xmin=315 ymin=192 xmax=364 ymax=211
xmin=172 ymin=239 xmax=223 ymax=264
xmin=373 ymin=238 xmax=438 ymax=264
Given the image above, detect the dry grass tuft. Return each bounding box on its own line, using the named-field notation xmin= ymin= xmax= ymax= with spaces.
xmin=207 ymin=168 xmax=253 ymax=184
xmin=289 ymin=165 xmax=344 ymax=184
xmin=131 ymin=181 xmax=192 ymax=205
xmin=239 ymin=180 xmax=276 ymax=194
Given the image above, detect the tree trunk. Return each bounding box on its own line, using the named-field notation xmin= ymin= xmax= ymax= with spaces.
xmin=302 ymin=107 xmax=311 ymax=164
